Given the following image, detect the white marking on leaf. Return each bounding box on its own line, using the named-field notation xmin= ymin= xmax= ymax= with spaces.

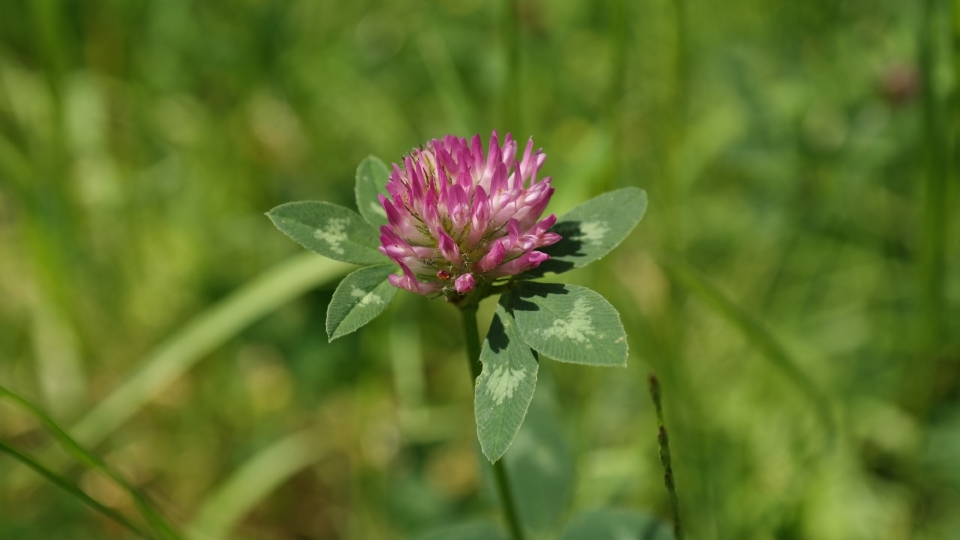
xmin=485 ymin=366 xmax=526 ymax=406
xmin=350 ymin=286 xmax=383 ymax=307
xmin=578 ymin=221 xmax=609 ymax=246
xmin=539 ymin=297 xmax=596 ymax=343
xmin=313 ymin=217 xmax=349 ymax=254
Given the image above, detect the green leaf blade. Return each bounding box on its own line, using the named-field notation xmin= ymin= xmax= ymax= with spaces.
xmin=475 ymin=297 xmax=539 ymax=463
xmin=326 ymin=264 xmax=398 ymax=341
xmin=0 ymin=384 xmax=180 ymax=540
xmin=503 ymin=396 xmax=574 ymax=533
xmin=0 ymin=440 xmax=154 ymax=540
xmin=355 ymin=156 xmax=392 ymax=227
xmin=560 ymin=510 xmax=674 ymax=540
xmin=539 ymin=187 xmax=648 ymax=274
xmin=267 ymin=201 xmax=384 ymax=265
xmin=412 ymin=521 xmax=507 ymax=540
xmin=661 ymin=257 xmax=836 ymax=447
xmin=513 ymin=283 xmax=628 ymax=367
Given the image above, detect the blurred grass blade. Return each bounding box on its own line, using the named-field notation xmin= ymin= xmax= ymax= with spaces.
xmin=502 ymin=394 xmax=574 ymax=533
xmin=501 ymin=0 xmax=522 ymax=132
xmin=390 ymin=295 xmax=426 ymax=409
xmin=418 ymin=31 xmax=476 ymax=134
xmin=605 ymin=0 xmax=627 ymax=190
xmin=660 ymin=257 xmax=836 ymax=448
xmin=0 ymin=133 xmax=33 ymax=192
xmin=0 ymin=384 xmax=181 ymax=540
xmin=71 ymin=254 xmax=352 ymax=448
xmin=918 ymin=0 xmax=949 ymax=348
xmin=413 ymin=521 xmax=508 ymax=540
xmin=28 ymin=293 xmax=87 ymax=420
xmin=187 ymin=428 xmax=326 ymax=540
xmin=0 ymin=439 xmax=154 ymax=540
xmin=560 ymin=509 xmax=672 ymax=540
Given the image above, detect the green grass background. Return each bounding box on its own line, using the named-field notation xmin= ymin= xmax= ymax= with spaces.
xmin=1 ymin=0 xmax=959 ymax=538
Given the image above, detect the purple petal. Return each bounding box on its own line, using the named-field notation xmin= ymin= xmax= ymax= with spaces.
xmin=437 ymin=230 xmax=462 ymax=264
xmin=507 ymin=219 xmax=521 ymax=249
xmin=475 ymin=241 xmax=506 ymax=273
xmin=502 ymin=134 xmax=517 ymax=165
xmin=469 ymin=134 xmax=484 ymax=175
xmin=490 ymin=251 xmax=550 ymax=277
xmin=539 ymin=232 xmax=562 ymax=246
xmin=468 ymin=186 xmax=491 ymax=246
xmin=529 ymin=214 xmax=557 ymax=236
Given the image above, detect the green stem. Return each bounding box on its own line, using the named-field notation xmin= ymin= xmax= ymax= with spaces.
xmin=459 ymin=305 xmax=526 ymax=540
xmin=490 ymin=460 xmax=524 ymax=539
xmin=649 ymin=374 xmax=684 ymax=540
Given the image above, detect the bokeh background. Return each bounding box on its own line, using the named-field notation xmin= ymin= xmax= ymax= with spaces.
xmin=2 ymin=0 xmax=959 ymax=538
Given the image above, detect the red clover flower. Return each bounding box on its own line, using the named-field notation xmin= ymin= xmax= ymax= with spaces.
xmin=268 ymin=130 xmax=650 ymax=537
xmin=377 ymin=132 xmax=561 ymax=298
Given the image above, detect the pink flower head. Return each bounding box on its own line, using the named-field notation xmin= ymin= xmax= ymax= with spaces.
xmin=378 ymin=132 xmax=560 ymax=297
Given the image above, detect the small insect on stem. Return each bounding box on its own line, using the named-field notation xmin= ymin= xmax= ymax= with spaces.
xmin=649 ymin=373 xmax=684 ymax=540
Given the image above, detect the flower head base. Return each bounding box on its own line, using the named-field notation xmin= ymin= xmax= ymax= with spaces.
xmin=378 ymin=132 xmax=560 ymax=299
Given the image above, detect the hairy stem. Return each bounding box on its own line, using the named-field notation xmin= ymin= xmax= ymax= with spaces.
xmin=649 ymin=373 xmax=684 ymax=540
xmin=460 ymin=305 xmax=526 ymax=540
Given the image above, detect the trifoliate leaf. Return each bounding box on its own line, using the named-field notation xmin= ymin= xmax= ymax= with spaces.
xmin=539 ymin=187 xmax=648 ymax=274
xmin=560 ymin=510 xmax=674 ymax=540
xmin=267 ymin=201 xmax=384 ymax=265
xmin=512 ymin=282 xmax=628 ymax=367
xmin=355 ymin=156 xmax=392 ymax=227
xmin=475 ymin=296 xmax=539 ymax=463
xmin=326 ymin=264 xmax=398 ymax=341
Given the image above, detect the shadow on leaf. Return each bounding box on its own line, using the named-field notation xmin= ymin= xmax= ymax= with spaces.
xmin=486 ymin=311 xmax=511 ymax=354
xmin=511 ymin=282 xmax=569 ymax=312
xmin=545 ymin=220 xmax=588 ymax=258
xmin=518 ymin=221 xmax=583 ymax=278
